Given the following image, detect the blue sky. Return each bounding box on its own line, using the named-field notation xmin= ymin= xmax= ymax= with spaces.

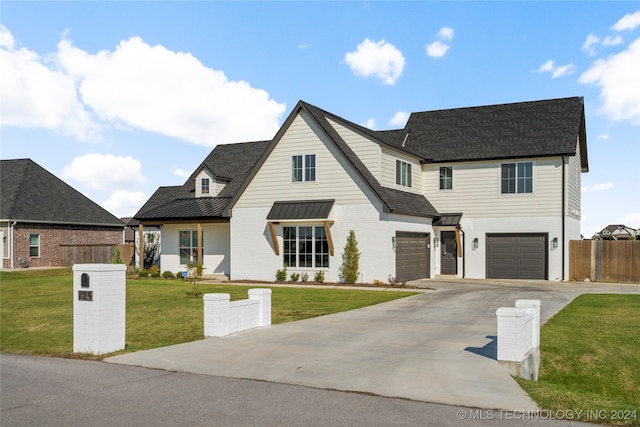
xmin=1 ymin=1 xmax=639 ymax=238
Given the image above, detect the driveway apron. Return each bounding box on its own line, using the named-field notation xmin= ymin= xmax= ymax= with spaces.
xmin=105 ymin=280 xmax=639 ymax=410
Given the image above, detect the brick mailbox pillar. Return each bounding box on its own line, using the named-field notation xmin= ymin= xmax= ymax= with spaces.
xmin=73 ymin=264 xmax=126 ymax=355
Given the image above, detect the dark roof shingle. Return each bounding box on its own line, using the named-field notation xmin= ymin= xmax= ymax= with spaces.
xmin=1 ymin=159 xmax=124 ymax=227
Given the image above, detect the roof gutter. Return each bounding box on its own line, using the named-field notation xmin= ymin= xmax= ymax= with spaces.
xmin=0 ymin=218 xmax=124 ymax=228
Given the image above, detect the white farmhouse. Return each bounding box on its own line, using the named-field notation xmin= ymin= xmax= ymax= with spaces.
xmin=133 ymin=97 xmax=588 ymax=282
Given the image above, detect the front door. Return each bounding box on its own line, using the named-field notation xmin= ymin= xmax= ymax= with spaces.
xmin=441 ymin=231 xmax=457 ymax=275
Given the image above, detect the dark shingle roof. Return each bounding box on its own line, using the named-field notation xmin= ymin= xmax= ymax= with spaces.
xmin=133 ymin=141 xmax=269 ymax=221
xmin=395 ymin=97 xmax=587 ymax=168
xmin=0 ymin=158 xmax=124 ymax=227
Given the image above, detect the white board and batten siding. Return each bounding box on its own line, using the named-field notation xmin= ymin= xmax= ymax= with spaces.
xmin=566 ymin=139 xmax=582 ymax=221
xmin=231 ymin=110 xmax=432 ymax=282
xmin=195 ymin=169 xmax=226 ymax=198
xmin=422 ymin=157 xmax=564 ymax=218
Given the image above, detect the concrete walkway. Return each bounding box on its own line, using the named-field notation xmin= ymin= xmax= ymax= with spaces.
xmin=105 ymin=279 xmax=639 ymax=410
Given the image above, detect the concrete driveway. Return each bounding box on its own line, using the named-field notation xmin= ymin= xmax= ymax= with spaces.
xmin=105 ymin=279 xmax=639 ymax=410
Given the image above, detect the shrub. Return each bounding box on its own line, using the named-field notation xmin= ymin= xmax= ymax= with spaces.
xmin=162 ymin=271 xmax=175 ymax=279
xmin=301 ymin=273 xmax=309 ymax=282
xmin=339 ymin=230 xmax=360 ymax=284
xmin=138 ymin=270 xmax=149 ymax=278
xmin=290 ymin=272 xmax=300 ymax=282
xmin=276 ymin=266 xmax=287 ymax=282
xmin=111 ymin=246 xmax=123 ymax=264
xmin=314 ymin=270 xmax=325 ymax=283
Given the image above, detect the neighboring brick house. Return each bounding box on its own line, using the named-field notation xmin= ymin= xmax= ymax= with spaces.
xmin=1 ymin=159 xmax=125 ymax=269
xmin=134 ymin=97 xmax=588 ymax=282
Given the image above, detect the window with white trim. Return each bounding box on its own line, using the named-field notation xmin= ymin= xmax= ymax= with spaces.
xmin=501 ymin=162 xmax=533 ymax=194
xmin=201 ymin=178 xmax=210 ymax=194
xmin=29 ymin=234 xmax=40 ymax=257
xmin=439 ymin=166 xmax=453 ymax=190
xmin=283 ymin=226 xmax=329 ymax=268
xmin=179 ymin=230 xmax=200 ymax=264
xmin=292 ymin=154 xmax=316 ymax=182
xmin=396 ymin=160 xmax=412 ymax=187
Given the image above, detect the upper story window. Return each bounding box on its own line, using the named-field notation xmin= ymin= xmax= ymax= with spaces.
xmin=201 ymin=178 xmax=210 ymax=194
xmin=501 ymin=162 xmax=533 ymax=194
xmin=29 ymin=234 xmax=40 ymax=257
xmin=439 ymin=166 xmax=453 ymax=190
xmin=292 ymin=154 xmax=316 ymax=182
xmin=396 ymin=160 xmax=412 ymax=187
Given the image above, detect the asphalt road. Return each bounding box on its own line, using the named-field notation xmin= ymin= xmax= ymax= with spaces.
xmin=2 ymin=354 xmax=592 ymax=427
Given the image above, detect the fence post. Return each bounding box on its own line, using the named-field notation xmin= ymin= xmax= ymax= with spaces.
xmin=204 ymin=294 xmax=230 ymax=337
xmin=248 ymin=288 xmax=272 ymax=327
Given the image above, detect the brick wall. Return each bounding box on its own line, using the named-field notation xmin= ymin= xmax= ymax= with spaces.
xmin=3 ymin=223 xmax=123 ymax=269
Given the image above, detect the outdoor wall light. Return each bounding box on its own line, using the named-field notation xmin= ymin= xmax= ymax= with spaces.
xmin=472 ymin=238 xmax=479 ymax=249
xmin=392 ymin=236 xmax=397 ymax=249
xmin=433 ymin=237 xmax=439 ymax=248
xmin=552 ymin=237 xmax=559 ymax=249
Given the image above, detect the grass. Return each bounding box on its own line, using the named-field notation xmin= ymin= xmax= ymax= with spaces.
xmin=0 ymin=268 xmax=418 ymax=358
xmin=516 ymin=294 xmax=640 ymax=426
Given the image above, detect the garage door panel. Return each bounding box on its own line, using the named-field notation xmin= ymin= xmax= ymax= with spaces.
xmin=487 ymin=234 xmax=547 ymax=280
xmin=396 ymin=232 xmax=430 ymax=282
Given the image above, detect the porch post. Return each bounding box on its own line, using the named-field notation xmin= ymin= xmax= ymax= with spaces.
xmin=138 ymin=223 xmax=145 ymax=270
xmin=197 ymin=222 xmax=203 ymax=264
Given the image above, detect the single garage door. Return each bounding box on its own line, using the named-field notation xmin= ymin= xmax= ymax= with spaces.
xmin=396 ymin=232 xmax=430 ymax=282
xmin=486 ymin=233 xmax=547 ymax=280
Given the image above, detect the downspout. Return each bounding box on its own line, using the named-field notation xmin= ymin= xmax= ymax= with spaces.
xmin=461 ymin=228 xmax=465 ymax=278
xmin=561 ymin=156 xmax=566 ymax=281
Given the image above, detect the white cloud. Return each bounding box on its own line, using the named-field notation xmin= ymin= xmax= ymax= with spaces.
xmin=620 ymin=211 xmax=640 ymax=226
xmin=426 ymin=41 xmax=450 ymax=58
xmin=437 ymin=26 xmax=455 ymax=41
xmin=603 ymin=35 xmax=624 ymax=46
xmin=61 ymin=153 xmax=145 ymax=191
xmin=579 ymin=37 xmax=640 ymax=125
xmin=102 ymin=190 xmax=148 ymax=218
xmin=0 ymin=26 xmax=286 ymax=146
xmin=581 ymin=182 xmax=614 ymax=193
xmin=0 ymin=25 xmax=101 ymax=140
xmin=597 ymin=133 xmax=611 ymax=139
xmin=425 ymin=26 xmax=455 ymax=59
xmin=172 ymin=167 xmax=191 ymax=179
xmin=582 ymin=33 xmax=600 ymax=56
xmin=344 ymin=38 xmax=405 ymax=85
xmin=535 ymin=60 xmax=575 ymax=78
xmin=364 ymin=118 xmax=376 ymax=129
xmin=612 ymin=10 xmax=640 ymax=31
xmin=389 ymin=111 xmax=409 ymax=127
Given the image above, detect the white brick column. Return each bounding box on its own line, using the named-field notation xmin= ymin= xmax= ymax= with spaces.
xmin=73 ymin=264 xmax=126 ymax=355
xmin=496 ymin=307 xmax=533 ymax=362
xmin=249 ymin=288 xmax=272 ymax=326
xmin=515 ymin=299 xmax=541 ymax=348
xmin=204 ymin=293 xmax=230 ymax=337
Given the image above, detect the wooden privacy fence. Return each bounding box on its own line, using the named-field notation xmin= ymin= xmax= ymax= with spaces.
xmin=59 ymin=243 xmax=134 ymax=266
xmin=569 ymin=240 xmax=640 ymax=283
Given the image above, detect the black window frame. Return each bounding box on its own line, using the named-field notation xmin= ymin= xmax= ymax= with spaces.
xmin=282 ymin=225 xmax=329 ymax=269
xmin=501 ymin=162 xmax=533 ymax=194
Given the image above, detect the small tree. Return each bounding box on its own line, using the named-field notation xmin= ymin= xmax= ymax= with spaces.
xmin=186 ymin=262 xmax=205 ymax=296
xmin=339 ymin=230 xmax=360 ymax=284
xmin=111 ymin=246 xmax=124 ymax=264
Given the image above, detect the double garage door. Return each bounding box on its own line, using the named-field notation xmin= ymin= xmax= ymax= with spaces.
xmin=395 ymin=232 xmax=430 ymax=282
xmin=486 ymin=233 xmax=547 ymax=280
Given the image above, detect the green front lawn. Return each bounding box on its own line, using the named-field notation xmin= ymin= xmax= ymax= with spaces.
xmin=0 ymin=268 xmax=418 ymax=358
xmin=516 ymin=294 xmax=640 ymax=425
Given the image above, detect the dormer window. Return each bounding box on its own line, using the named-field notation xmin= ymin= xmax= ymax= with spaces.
xmin=201 ymin=178 xmax=210 ymax=194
